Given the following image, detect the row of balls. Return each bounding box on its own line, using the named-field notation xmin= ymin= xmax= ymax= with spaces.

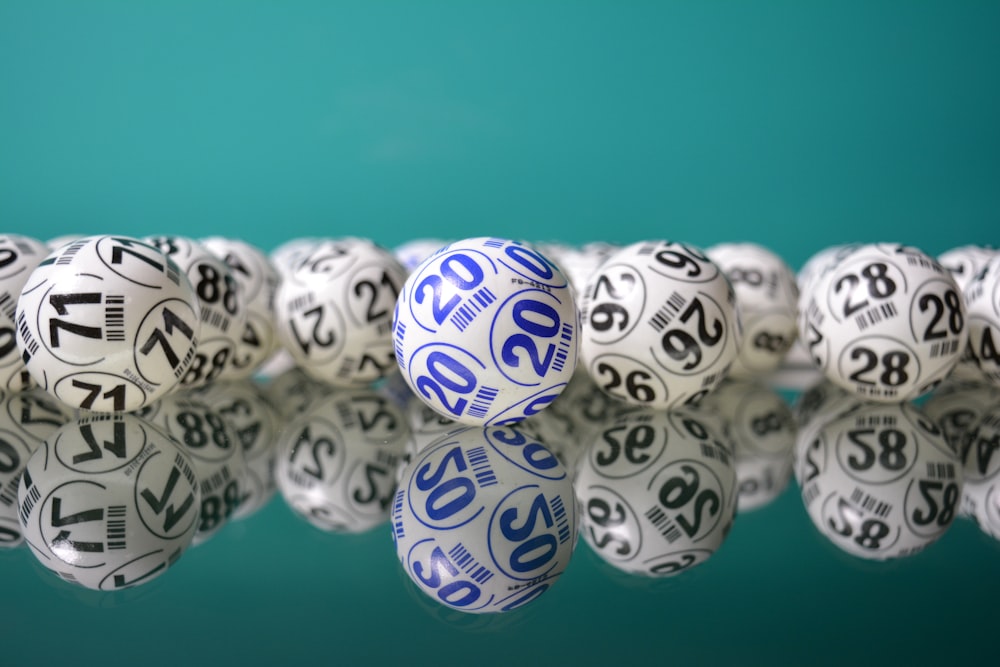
xmin=6 ymin=363 xmax=1000 ymax=612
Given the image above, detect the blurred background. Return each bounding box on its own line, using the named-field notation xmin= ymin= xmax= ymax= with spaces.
xmin=1 ymin=1 xmax=998 ymax=665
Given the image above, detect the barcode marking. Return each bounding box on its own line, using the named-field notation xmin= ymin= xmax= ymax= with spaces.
xmin=926 ymin=462 xmax=956 ymax=480
xmin=466 ymin=385 xmax=498 ymax=420
xmin=449 ymin=287 xmax=496 ymax=332
xmin=645 ymin=505 xmax=682 ymax=543
xmin=55 ymin=240 xmax=87 ymax=265
xmin=175 ymin=453 xmax=197 ymax=488
xmin=17 ymin=311 xmax=39 ymax=361
xmin=448 ymin=543 xmax=494 ymax=584
xmin=929 ymin=339 xmax=960 ymax=358
xmin=483 ymin=239 xmax=506 ymax=249
xmin=394 ymin=322 xmax=407 ymax=369
xmin=200 ymin=307 xmax=230 ymax=333
xmin=855 ymin=301 xmax=898 ymax=331
xmin=551 ymin=322 xmax=573 ymax=373
xmin=550 ymin=495 xmax=570 ymax=544
xmin=19 ymin=484 xmax=40 ymax=525
xmin=200 ymin=466 xmax=232 ymax=495
xmin=849 ymin=487 xmax=892 ymax=518
xmin=288 ymin=293 xmax=316 ymax=313
xmin=467 ymin=445 xmax=497 ymax=487
xmin=637 ymin=244 xmax=656 ymax=256
xmin=0 ymin=291 xmax=16 ymax=322
xmin=803 ymin=482 xmax=820 ymax=507
xmin=107 ymin=505 xmax=127 ymax=550
xmin=393 ymin=490 xmax=406 ymax=539
xmin=648 ymin=291 xmax=687 ymax=332
xmin=104 ymin=295 xmax=126 ymax=342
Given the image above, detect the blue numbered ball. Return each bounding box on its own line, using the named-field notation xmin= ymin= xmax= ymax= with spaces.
xmin=17 ymin=413 xmax=200 ymax=590
xmin=392 ymin=238 xmax=579 ymax=426
xmin=392 ymin=426 xmax=578 ymax=613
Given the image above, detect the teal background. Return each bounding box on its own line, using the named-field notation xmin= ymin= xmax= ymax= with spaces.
xmin=2 ymin=1 xmax=999 ymax=665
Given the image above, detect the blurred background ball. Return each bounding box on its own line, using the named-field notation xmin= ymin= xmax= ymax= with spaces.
xmin=963 ymin=254 xmax=1000 ymax=387
xmin=799 ymin=243 xmax=965 ymax=402
xmin=275 ymin=237 xmax=406 ymax=387
xmin=17 ymin=413 xmax=200 ymax=590
xmin=573 ymin=406 xmax=737 ymax=577
xmin=707 ymin=242 xmax=798 ymax=378
xmin=392 ymin=237 xmax=579 ymax=425
xmin=144 ymin=235 xmax=248 ymax=388
xmin=392 ymin=425 xmax=577 ymax=613
xmin=15 ymin=235 xmax=201 ymax=412
xmin=798 ymin=401 xmax=962 ymax=560
xmin=579 ymin=241 xmax=740 ymax=409
xmin=957 ymin=397 xmax=1000 ymax=540
xmin=0 ymin=234 xmax=50 ymax=392
xmin=276 ymin=388 xmax=410 ymax=532
xmin=201 ymin=237 xmax=282 ymax=380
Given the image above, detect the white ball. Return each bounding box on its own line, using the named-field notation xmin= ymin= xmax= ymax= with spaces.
xmin=799 ymin=243 xmax=966 ymax=402
xmin=0 ymin=389 xmax=72 ymax=548
xmin=144 ymin=235 xmax=249 ymax=387
xmin=922 ymin=380 xmax=1000 ymax=457
xmin=201 ymin=237 xmax=281 ymax=379
xmin=700 ymin=379 xmax=796 ymax=512
xmin=17 ymin=413 xmax=200 ymax=589
xmin=392 ymin=425 xmax=577 ymax=613
xmin=708 ymin=242 xmax=798 ymax=377
xmin=573 ymin=406 xmax=737 ymax=577
xmin=964 ymin=254 xmax=1000 ymax=388
xmin=276 ymin=388 xmax=410 ymax=532
xmin=579 ymin=240 xmax=740 ymax=409
xmin=393 ymin=237 xmax=579 ymax=425
xmin=798 ymin=401 xmax=962 ymax=560
xmin=393 ymin=238 xmax=450 ymax=274
xmin=275 ymin=238 xmax=406 ymax=387
xmin=139 ymin=393 xmax=247 ymax=545
xmin=0 ymin=235 xmax=50 ymax=392
xmin=15 ymin=235 xmax=201 ymax=412
xmin=938 ymin=245 xmax=996 ymax=291
xmin=956 ymin=398 xmax=1000 ymax=540
xmin=270 ymin=237 xmax=320 ymax=277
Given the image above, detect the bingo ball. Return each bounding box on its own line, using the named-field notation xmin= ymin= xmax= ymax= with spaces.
xmin=574 ymin=406 xmax=737 ymax=577
xmin=707 ymin=243 xmax=798 ymax=377
xmin=700 ymin=379 xmax=796 ymax=512
xmin=392 ymin=237 xmax=579 ymax=425
xmin=17 ymin=413 xmax=200 ymax=589
xmin=393 ymin=425 xmax=577 ymax=613
xmin=938 ymin=245 xmax=996 ymax=291
xmin=144 ymin=235 xmax=248 ymax=387
xmin=799 ymin=243 xmax=966 ymax=402
xmin=798 ymin=401 xmax=962 ymax=560
xmin=0 ymin=234 xmax=50 ymax=392
xmin=958 ymin=401 xmax=1000 ymax=540
xmin=270 ymin=237 xmax=320 ymax=277
xmin=0 ymin=389 xmax=71 ymax=548
xmin=275 ymin=238 xmax=406 ymax=387
xmin=14 ymin=236 xmax=201 ymax=412
xmin=923 ymin=380 xmax=1000 ymax=456
xmin=394 ymin=239 xmax=450 ymax=274
xmin=579 ymin=241 xmax=740 ymax=409
xmin=277 ymin=388 xmax=410 ymax=532
xmin=964 ymin=254 xmax=1000 ymax=387
xmin=192 ymin=381 xmax=282 ymax=521
xmin=139 ymin=393 xmax=247 ymax=545
xmin=201 ymin=237 xmax=281 ymax=379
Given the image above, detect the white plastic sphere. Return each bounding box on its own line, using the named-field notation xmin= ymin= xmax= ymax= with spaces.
xmin=708 ymin=242 xmax=798 ymax=377
xmin=14 ymin=235 xmax=201 ymax=412
xmin=277 ymin=388 xmax=410 ymax=532
xmin=957 ymin=400 xmax=1000 ymax=540
xmin=394 ymin=239 xmax=450 ymax=274
xmin=923 ymin=380 xmax=1000 ymax=456
xmin=393 ymin=425 xmax=577 ymax=613
xmin=0 ymin=235 xmax=50 ymax=392
xmin=964 ymin=254 xmax=1000 ymax=387
xmin=798 ymin=401 xmax=962 ymax=560
xmin=143 ymin=235 xmax=249 ymax=387
xmin=938 ymin=245 xmax=996 ymax=291
xmin=799 ymin=243 xmax=966 ymax=402
xmin=574 ymin=406 xmax=737 ymax=577
xmin=579 ymin=241 xmax=740 ymax=409
xmin=201 ymin=237 xmax=281 ymax=379
xmin=275 ymin=237 xmax=406 ymax=387
xmin=393 ymin=237 xmax=579 ymax=425
xmin=17 ymin=413 xmax=200 ymax=589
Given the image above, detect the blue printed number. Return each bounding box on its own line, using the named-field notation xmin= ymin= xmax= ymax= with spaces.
xmin=491 ymin=429 xmax=559 ymax=471
xmin=412 ymin=546 xmax=482 ymax=607
xmin=499 ymin=493 xmax=557 ymax=573
xmin=414 ymin=351 xmax=478 ymax=417
xmin=414 ymin=254 xmax=484 ymax=324
xmin=500 ymin=299 xmax=561 ymax=376
xmin=415 ymin=446 xmax=476 ymax=521
xmin=504 ymin=244 xmax=555 ymax=281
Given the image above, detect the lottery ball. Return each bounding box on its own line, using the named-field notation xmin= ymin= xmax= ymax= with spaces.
xmin=0 ymin=389 xmax=71 ymax=548
xmin=392 ymin=237 xmax=579 ymax=425
xmin=938 ymin=245 xmax=996 ymax=291
xmin=201 ymin=237 xmax=281 ymax=379
xmin=192 ymin=380 xmax=282 ymax=521
xmin=270 ymin=237 xmax=321 ymax=277
xmin=700 ymin=379 xmax=796 ymax=512
xmin=275 ymin=237 xmax=406 ymax=387
xmin=707 ymin=243 xmax=798 ymax=377
xmin=17 ymin=413 xmax=200 ymax=590
xmin=574 ymin=406 xmax=736 ymax=577
xmin=0 ymin=235 xmax=50 ymax=392
xmin=144 ymin=235 xmax=248 ymax=388
xmin=277 ymin=388 xmax=410 ymax=532
xmin=799 ymin=243 xmax=966 ymax=402
xmin=922 ymin=380 xmax=1000 ymax=457
xmin=393 ymin=425 xmax=577 ymax=613
xmin=798 ymin=401 xmax=962 ymax=560
xmin=14 ymin=235 xmax=201 ymax=412
xmin=957 ymin=399 xmax=1000 ymax=540
xmin=579 ymin=241 xmax=740 ymax=409
xmin=139 ymin=393 xmax=247 ymax=545
xmin=394 ymin=238 xmax=450 ymax=274
xmin=963 ymin=254 xmax=1000 ymax=387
